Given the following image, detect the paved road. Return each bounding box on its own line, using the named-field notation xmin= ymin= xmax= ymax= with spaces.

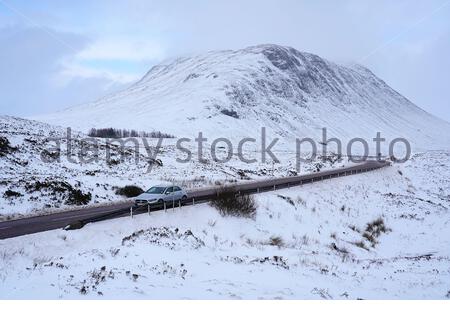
xmin=0 ymin=160 xmax=389 ymax=240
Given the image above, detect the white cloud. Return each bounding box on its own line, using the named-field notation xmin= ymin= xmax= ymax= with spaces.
xmin=0 ymin=26 xmax=131 ymax=116
xmin=56 ymin=36 xmax=167 ymax=86
xmin=76 ymin=37 xmax=166 ymax=61
xmin=57 ymin=58 xmax=139 ymax=85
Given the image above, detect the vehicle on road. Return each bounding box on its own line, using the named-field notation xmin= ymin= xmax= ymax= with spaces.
xmin=134 ymin=184 xmax=188 ymax=206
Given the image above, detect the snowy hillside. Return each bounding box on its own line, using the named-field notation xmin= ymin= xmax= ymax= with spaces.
xmin=1 ymin=151 xmax=449 ymax=299
xmin=34 ymin=44 xmax=450 ymax=149
xmin=3 ymin=44 xmax=449 ymax=299
xmin=0 ymin=115 xmax=343 ymax=218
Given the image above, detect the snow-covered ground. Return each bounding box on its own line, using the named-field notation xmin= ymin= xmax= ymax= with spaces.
xmin=2 ymin=43 xmax=449 ymax=300
xmin=1 ymin=151 xmax=448 ymax=299
xmin=0 ymin=115 xmax=345 ymax=219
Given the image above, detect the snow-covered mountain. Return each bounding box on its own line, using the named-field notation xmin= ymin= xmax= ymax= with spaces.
xmin=33 ymin=44 xmax=450 ymax=149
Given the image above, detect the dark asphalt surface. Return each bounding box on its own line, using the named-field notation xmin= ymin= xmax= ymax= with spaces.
xmin=0 ymin=160 xmax=389 ymax=240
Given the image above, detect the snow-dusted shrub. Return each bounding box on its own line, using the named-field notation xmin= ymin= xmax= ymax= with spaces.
xmin=3 ymin=190 xmax=23 ymax=198
xmin=268 ymin=236 xmax=284 ymax=247
xmin=40 ymin=149 xmax=60 ymax=162
xmin=362 ymin=217 xmax=391 ymax=247
xmin=353 ymin=240 xmax=368 ymax=250
xmin=210 ymin=187 xmax=256 ymax=218
xmin=115 ymin=185 xmax=144 ymax=198
xmin=148 ymin=158 xmax=163 ymax=167
xmin=107 ymin=159 xmax=121 ymax=166
xmin=277 ymin=194 xmax=295 ymax=206
xmin=24 ymin=179 xmax=91 ymax=206
xmin=66 ymin=189 xmax=92 ymax=206
xmin=220 ymin=109 xmax=239 ymax=119
xmin=0 ymin=136 xmax=16 ymax=156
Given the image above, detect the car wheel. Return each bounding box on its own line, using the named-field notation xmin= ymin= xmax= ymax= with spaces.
xmin=182 ymin=195 xmax=187 ymax=200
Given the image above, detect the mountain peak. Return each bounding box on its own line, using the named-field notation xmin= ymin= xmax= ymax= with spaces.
xmin=32 ymin=45 xmax=450 ymax=149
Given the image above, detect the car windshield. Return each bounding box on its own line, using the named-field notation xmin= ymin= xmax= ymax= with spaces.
xmin=145 ymin=186 xmax=166 ymax=194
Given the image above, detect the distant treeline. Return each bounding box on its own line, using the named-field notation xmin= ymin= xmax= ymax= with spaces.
xmin=87 ymin=127 xmax=175 ymax=138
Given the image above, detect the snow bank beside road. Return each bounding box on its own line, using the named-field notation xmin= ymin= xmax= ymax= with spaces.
xmin=1 ymin=151 xmax=448 ymax=299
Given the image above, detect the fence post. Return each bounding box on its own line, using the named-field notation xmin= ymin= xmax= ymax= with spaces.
xmin=147 ymin=204 xmax=150 ymax=215
xmin=179 ymin=200 xmax=181 ymax=209
xmin=192 ymin=198 xmax=195 ymax=205
xmin=164 ymin=202 xmax=166 ymax=212
xmin=130 ymin=206 xmax=133 ymax=218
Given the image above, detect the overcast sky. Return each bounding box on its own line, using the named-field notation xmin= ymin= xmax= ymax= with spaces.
xmin=0 ymin=0 xmax=449 ymax=121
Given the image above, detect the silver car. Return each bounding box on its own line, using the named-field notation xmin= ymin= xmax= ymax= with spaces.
xmin=134 ymin=184 xmax=188 ymax=206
